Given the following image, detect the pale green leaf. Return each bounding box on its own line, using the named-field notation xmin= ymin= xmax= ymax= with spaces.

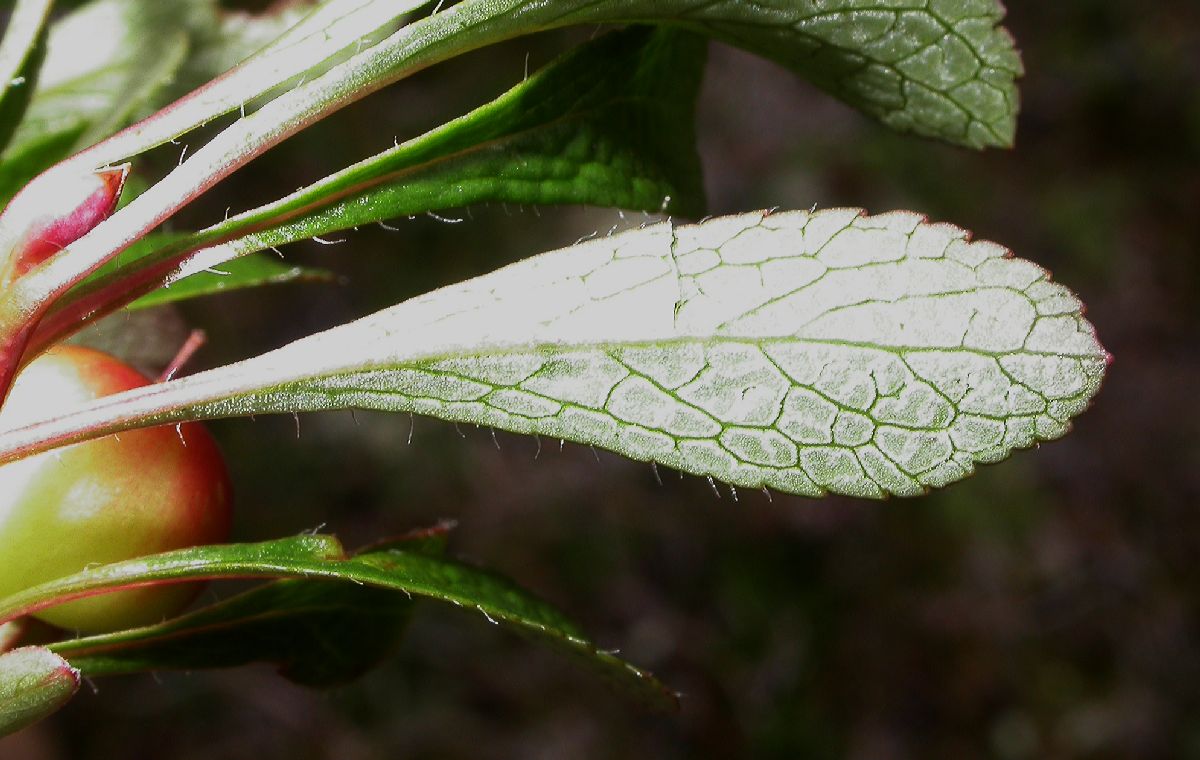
xmin=0 ymin=210 xmax=1107 ymax=499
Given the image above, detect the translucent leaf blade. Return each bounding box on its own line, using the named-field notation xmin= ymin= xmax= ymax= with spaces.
xmin=0 ymin=210 xmax=1107 ymax=499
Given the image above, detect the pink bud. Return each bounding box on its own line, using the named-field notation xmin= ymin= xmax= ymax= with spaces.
xmin=0 ymin=163 xmax=130 ymax=282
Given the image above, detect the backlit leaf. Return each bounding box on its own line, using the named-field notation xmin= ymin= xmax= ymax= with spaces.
xmin=0 ymin=210 xmax=1108 ymax=498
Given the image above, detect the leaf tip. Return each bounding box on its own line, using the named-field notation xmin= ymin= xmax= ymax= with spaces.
xmin=0 ymin=162 xmax=132 ymax=282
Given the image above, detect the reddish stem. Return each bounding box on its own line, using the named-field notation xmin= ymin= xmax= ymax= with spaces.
xmin=158 ymin=330 xmax=207 ymax=383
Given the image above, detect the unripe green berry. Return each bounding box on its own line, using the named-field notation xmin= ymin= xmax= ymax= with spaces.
xmin=0 ymin=346 xmax=232 ymax=633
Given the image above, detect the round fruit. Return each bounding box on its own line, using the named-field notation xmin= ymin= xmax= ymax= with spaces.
xmin=0 ymin=345 xmax=232 ymax=633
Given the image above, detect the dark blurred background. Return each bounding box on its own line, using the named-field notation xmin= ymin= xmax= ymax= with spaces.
xmin=4 ymin=1 xmax=1199 ymax=758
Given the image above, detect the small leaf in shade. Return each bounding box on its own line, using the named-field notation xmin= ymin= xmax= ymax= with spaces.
xmin=128 ymin=252 xmax=338 ymax=310
xmin=0 ymin=646 xmax=79 ymax=738
xmin=58 ymin=579 xmax=415 ymax=688
xmin=0 ymin=536 xmax=348 ymax=626
xmin=49 ymin=529 xmax=447 ymax=688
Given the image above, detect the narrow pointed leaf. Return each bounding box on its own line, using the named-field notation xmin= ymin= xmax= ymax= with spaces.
xmin=0 ymin=535 xmax=347 ymax=624
xmin=0 ymin=646 xmax=79 ymax=737
xmin=47 ymin=529 xmax=448 ymax=686
xmin=0 ymin=210 xmax=1107 ymax=499
xmin=0 ymin=0 xmax=53 ymax=155
xmin=125 ymin=252 xmax=336 ymax=309
xmin=54 ymin=578 xmax=415 ymax=687
xmin=0 ymin=536 xmax=674 ymax=710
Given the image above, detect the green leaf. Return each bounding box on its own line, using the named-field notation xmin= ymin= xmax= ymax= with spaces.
xmin=0 ymin=535 xmax=675 ymax=710
xmin=468 ymin=0 xmax=1024 ymax=148
xmin=55 ymin=578 xmax=416 ymax=687
xmin=0 ymin=210 xmax=1108 ymax=499
xmin=0 ymin=646 xmax=79 ymax=738
xmin=0 ymin=0 xmax=53 ymax=155
xmin=60 ymin=230 xmax=335 ymax=315
xmin=202 ymin=24 xmax=708 ymax=253
xmin=40 ymin=25 xmax=704 ymax=328
xmin=0 ymin=535 xmax=348 ymax=623
xmin=126 ymin=251 xmax=337 ymax=309
xmin=0 ymin=0 xmax=207 ymax=202
xmin=48 ymin=529 xmax=445 ymax=686
xmin=640 ymin=0 xmax=1024 ymax=148
xmin=266 ymin=0 xmax=1021 ymax=154
xmin=39 ymin=0 xmax=1021 ymax=307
